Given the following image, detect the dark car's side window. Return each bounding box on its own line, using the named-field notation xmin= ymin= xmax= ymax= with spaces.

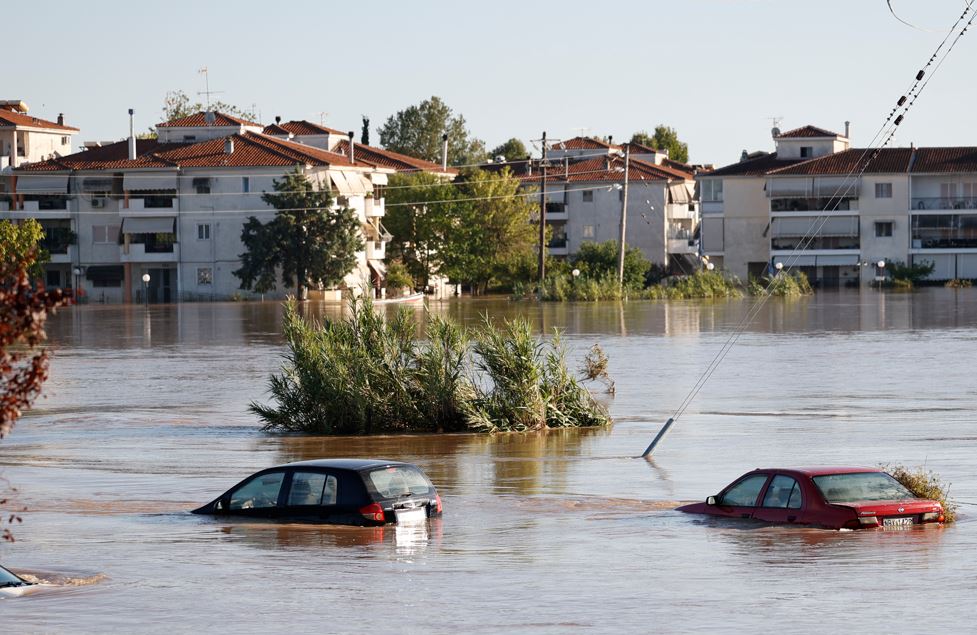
xmin=720 ymin=474 xmax=769 ymax=507
xmin=761 ymin=475 xmax=803 ymax=509
xmin=229 ymin=471 xmax=285 ymax=510
xmin=287 ymin=471 xmax=338 ymax=506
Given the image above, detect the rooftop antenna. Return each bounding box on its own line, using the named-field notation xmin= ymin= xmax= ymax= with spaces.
xmin=768 ymin=115 xmax=783 ymax=138
xmin=573 ymin=127 xmax=590 ymax=139
xmin=197 ymin=67 xmax=224 ymax=110
xmin=318 ymin=111 xmax=330 ymax=126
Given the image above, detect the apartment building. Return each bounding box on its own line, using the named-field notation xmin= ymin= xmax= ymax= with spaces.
xmin=490 ymin=136 xmax=700 ymax=270
xmin=0 ymin=100 xmax=78 ymax=170
xmin=3 ymin=111 xmax=453 ymax=302
xmin=699 ymin=123 xmax=977 ymax=285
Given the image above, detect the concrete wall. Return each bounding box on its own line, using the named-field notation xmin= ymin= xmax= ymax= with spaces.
xmin=858 ymin=174 xmax=910 ymax=283
xmin=717 ymin=176 xmax=769 ymax=280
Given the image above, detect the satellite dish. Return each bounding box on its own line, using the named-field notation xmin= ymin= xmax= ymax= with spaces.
xmin=204 ymin=111 xmax=217 ymax=124
xmin=771 ymin=127 xmax=781 ymax=138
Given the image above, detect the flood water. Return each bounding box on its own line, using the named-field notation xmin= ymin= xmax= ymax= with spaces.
xmin=4 ymin=289 xmax=977 ymax=632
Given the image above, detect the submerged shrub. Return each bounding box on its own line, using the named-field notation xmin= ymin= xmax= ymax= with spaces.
xmin=748 ymin=271 xmax=813 ymax=297
xmin=945 ymin=278 xmax=973 ymax=289
xmin=252 ymin=297 xmax=610 ymax=434
xmin=883 ymin=464 xmax=957 ymax=523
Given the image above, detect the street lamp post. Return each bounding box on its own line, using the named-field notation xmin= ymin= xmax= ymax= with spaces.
xmin=142 ymin=272 xmax=151 ymax=307
xmin=774 ymin=261 xmax=784 ymax=276
xmin=877 ymin=260 xmax=886 ymax=291
xmin=72 ymin=266 xmax=83 ymax=302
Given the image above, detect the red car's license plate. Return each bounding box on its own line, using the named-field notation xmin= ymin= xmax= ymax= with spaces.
xmin=883 ymin=517 xmax=914 ymax=528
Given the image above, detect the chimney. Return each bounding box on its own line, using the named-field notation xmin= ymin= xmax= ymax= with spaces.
xmin=441 ymin=133 xmax=449 ymax=171
xmin=348 ymin=131 xmax=355 ymax=163
xmin=740 ymin=150 xmax=749 ymax=162
xmin=128 ymin=108 xmax=136 ymax=160
xmin=57 ymin=113 xmax=64 ymax=126
xmin=608 ymin=135 xmax=613 ymax=145
xmin=844 ymin=120 xmax=851 ymax=139
xmin=224 ymin=137 xmax=234 ymax=154
xmin=275 ymin=115 xmax=281 ymax=124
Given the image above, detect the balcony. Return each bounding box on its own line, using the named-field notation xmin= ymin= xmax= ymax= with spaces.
xmin=545 ymin=202 xmax=568 ymax=221
xmin=364 ymin=196 xmax=384 ymax=218
xmin=121 ymin=242 xmax=180 ymax=263
xmin=366 ymin=240 xmax=386 ymax=260
xmin=666 ymin=203 xmax=697 ymax=220
xmin=911 ymin=197 xmax=977 ymax=211
xmin=770 ymin=197 xmax=858 ymax=213
xmin=2 ymin=198 xmax=71 ymax=219
xmin=122 ymin=197 xmax=177 ymax=216
xmin=668 ymin=238 xmax=698 ymax=254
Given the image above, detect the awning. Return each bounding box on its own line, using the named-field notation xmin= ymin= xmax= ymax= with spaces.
xmin=816 ymin=255 xmax=859 ymax=266
xmin=667 ymin=182 xmax=693 ymax=204
xmin=123 ymin=171 xmax=177 ymax=192
xmin=771 ymin=216 xmax=858 ymax=238
xmin=81 ymin=176 xmax=116 ymax=192
xmin=344 ymin=172 xmax=373 ymax=195
xmin=767 ymin=177 xmax=812 ymax=198
xmin=368 ymin=260 xmax=387 ymax=275
xmin=361 ymin=222 xmax=380 ymax=240
xmin=122 ymin=217 xmax=175 ymax=234
xmin=15 ymin=173 xmax=69 ymax=194
xmin=814 ymin=176 xmax=859 ymax=197
xmin=370 ymin=172 xmax=388 ymax=186
xmin=85 ymin=265 xmax=124 ymax=282
xmin=775 ymin=255 xmax=817 ymax=267
xmin=329 ymin=171 xmax=353 ymax=195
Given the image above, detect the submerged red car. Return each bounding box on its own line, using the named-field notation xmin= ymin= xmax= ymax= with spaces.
xmin=677 ymin=467 xmax=944 ymax=530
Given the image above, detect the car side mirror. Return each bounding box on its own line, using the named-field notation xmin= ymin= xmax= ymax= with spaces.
xmin=706 ymin=496 xmax=717 ymax=506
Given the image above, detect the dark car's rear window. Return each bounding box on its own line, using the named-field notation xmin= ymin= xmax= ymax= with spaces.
xmin=0 ymin=565 xmax=26 ymax=587
xmin=366 ymin=466 xmax=434 ymax=499
xmin=813 ymin=472 xmax=915 ymax=503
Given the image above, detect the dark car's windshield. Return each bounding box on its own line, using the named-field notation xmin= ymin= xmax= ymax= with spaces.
xmin=0 ymin=565 xmax=27 ymax=588
xmin=366 ymin=466 xmax=434 ymax=498
xmin=813 ymin=472 xmax=915 ymax=503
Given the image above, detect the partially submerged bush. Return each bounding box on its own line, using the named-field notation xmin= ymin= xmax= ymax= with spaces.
xmin=252 ymin=297 xmax=610 ymax=434
xmin=748 ymin=271 xmax=813 ymax=297
xmin=883 ymin=464 xmax=957 ymax=523
xmin=945 ymin=278 xmax=973 ymax=289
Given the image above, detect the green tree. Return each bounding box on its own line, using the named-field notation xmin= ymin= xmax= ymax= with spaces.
xmin=383 ymin=172 xmax=459 ymax=288
xmin=361 ymin=115 xmax=370 ymax=145
xmin=442 ymin=168 xmax=536 ymax=294
xmin=234 ymin=169 xmax=362 ymax=300
xmin=379 ymin=96 xmax=486 ymax=166
xmin=630 ymin=125 xmax=689 ymax=163
xmin=0 ymin=218 xmax=46 ymax=278
xmin=489 ymin=138 xmax=528 ymax=161
xmin=571 ymin=241 xmax=651 ymax=291
xmin=161 ymin=89 xmax=257 ymax=122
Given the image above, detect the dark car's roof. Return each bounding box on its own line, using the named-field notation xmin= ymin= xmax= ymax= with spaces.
xmin=755 ymin=467 xmax=881 ymax=477
xmin=281 ymin=458 xmax=411 ymax=471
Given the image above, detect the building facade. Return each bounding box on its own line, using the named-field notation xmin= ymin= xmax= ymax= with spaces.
xmin=0 ymin=100 xmax=78 ymax=170
xmin=3 ymin=111 xmax=452 ymax=302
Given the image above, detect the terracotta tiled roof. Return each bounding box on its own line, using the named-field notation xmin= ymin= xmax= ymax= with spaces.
xmin=495 ymin=155 xmax=688 ymax=185
xmin=706 ymin=153 xmax=803 ymax=177
xmin=0 ymin=109 xmax=79 ymax=132
xmin=157 ymin=111 xmax=262 ymax=128
xmin=277 ymin=120 xmax=347 ymax=136
xmin=662 ymin=157 xmax=695 ymax=176
xmin=910 ymin=147 xmax=977 ymax=173
xmin=776 ymin=125 xmax=842 ymax=139
xmin=621 ymin=141 xmax=660 ymax=155
xmin=551 ymin=136 xmax=620 ymax=151
xmin=333 ymin=140 xmax=457 ymax=174
xmin=16 ymin=133 xmax=370 ymax=172
xmin=767 ymin=148 xmax=913 ymax=175
xmin=261 ymin=123 xmax=292 ymax=136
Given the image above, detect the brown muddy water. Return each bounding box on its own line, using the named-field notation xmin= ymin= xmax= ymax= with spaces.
xmin=3 ymin=289 xmax=977 ymax=633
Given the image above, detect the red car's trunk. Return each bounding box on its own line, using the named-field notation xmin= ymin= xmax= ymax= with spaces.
xmin=834 ymin=499 xmax=943 ymax=528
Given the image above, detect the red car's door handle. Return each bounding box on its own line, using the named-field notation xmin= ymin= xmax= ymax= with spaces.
xmin=787 ymin=515 xmax=797 ymax=522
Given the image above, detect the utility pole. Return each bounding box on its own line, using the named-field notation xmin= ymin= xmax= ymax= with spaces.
xmin=538 ymin=131 xmax=548 ymax=288
xmin=617 ymin=145 xmax=630 ymax=288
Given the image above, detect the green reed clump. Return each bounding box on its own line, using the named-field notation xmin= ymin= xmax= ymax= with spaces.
xmin=534 ymin=273 xmax=624 ymax=301
xmin=252 ymin=297 xmax=610 ymax=434
xmin=748 ymin=271 xmax=813 ymax=297
xmin=640 ymin=270 xmax=743 ymax=300
xmin=882 ymin=464 xmax=957 ymax=523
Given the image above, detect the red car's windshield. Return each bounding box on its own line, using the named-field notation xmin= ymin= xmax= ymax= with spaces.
xmin=813 ymin=472 xmax=915 ymax=503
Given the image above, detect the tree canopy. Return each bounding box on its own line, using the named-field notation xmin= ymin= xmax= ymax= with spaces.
xmin=630 ymin=125 xmax=689 ymax=163
xmin=379 ymin=96 xmax=486 ymax=166
xmin=489 ymin=138 xmax=528 ymax=161
xmin=234 ymin=169 xmax=363 ymax=299
xmin=571 ymin=241 xmax=652 ymax=291
xmin=161 ymin=89 xmax=256 ymax=122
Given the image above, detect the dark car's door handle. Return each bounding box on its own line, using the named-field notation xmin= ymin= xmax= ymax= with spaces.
xmin=787 ymin=515 xmax=797 ymax=523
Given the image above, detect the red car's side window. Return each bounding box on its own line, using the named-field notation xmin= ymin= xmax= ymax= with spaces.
xmin=761 ymin=475 xmax=803 ymax=509
xmin=719 ymin=474 xmax=769 ymax=507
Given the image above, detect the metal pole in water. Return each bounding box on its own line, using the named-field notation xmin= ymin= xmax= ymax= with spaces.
xmin=641 ymin=417 xmax=675 ymax=458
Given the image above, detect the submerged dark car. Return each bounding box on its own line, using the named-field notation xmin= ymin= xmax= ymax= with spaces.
xmin=192 ymin=459 xmax=442 ymax=526
xmin=0 ymin=564 xmax=34 ymax=598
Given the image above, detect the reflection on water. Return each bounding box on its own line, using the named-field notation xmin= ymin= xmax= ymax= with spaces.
xmin=4 ymin=289 xmax=977 ymax=631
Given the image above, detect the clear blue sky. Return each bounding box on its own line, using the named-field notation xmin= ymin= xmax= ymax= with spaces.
xmin=8 ymin=0 xmax=975 ymax=166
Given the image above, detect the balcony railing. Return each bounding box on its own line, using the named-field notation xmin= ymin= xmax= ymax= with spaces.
xmin=770 ymin=197 xmax=858 ymax=212
xmin=771 ymin=237 xmax=860 ymax=251
xmin=366 ymin=240 xmax=385 ymax=260
xmin=121 ymin=242 xmax=180 ymax=262
xmin=911 ymin=197 xmax=977 ymax=211
xmin=364 ymin=197 xmax=384 ymax=218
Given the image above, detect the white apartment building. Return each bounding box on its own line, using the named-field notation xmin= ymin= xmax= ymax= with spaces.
xmin=3 ymin=111 xmax=453 ymax=303
xmin=699 ymin=123 xmax=977 ymax=285
xmin=0 ymin=100 xmax=78 ymax=171
xmin=494 ymin=136 xmax=700 ymax=270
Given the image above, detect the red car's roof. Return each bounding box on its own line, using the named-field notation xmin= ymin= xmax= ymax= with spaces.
xmin=755 ymin=467 xmax=881 ymax=477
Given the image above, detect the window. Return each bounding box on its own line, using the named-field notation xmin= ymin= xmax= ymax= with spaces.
xmin=874 ymin=182 xmax=893 ymax=199
xmin=582 ymin=190 xmax=594 ymax=202
xmin=875 ymin=221 xmax=893 ymax=237
xmin=197 ymin=267 xmax=213 ymax=285
xmin=719 ymin=474 xmax=768 ymax=507
xmin=336 ymin=195 xmax=350 ymax=207
xmin=61 ymin=136 xmax=69 ymax=144
xmin=287 ymin=472 xmax=338 ymax=506
xmin=229 ymin=471 xmax=285 ymax=510
xmin=701 ymin=179 xmax=723 ymax=203
xmin=366 ymin=466 xmax=435 ymax=498
xmin=813 ymin=472 xmax=913 ymax=503
xmin=92 ymin=225 xmax=120 ymax=244
xmin=800 ymin=146 xmax=813 ymax=158
xmin=761 ymin=475 xmax=802 ymax=509
xmin=242 ymin=177 xmax=250 ymax=193
xmin=193 ymin=177 xmax=211 ymax=195
xmin=197 ymin=223 xmax=211 ymax=240
xmin=46 ymin=269 xmax=61 ymax=288
xmin=182 ymin=135 xmax=196 ymax=142
xmin=582 ymin=225 xmax=595 ymax=239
